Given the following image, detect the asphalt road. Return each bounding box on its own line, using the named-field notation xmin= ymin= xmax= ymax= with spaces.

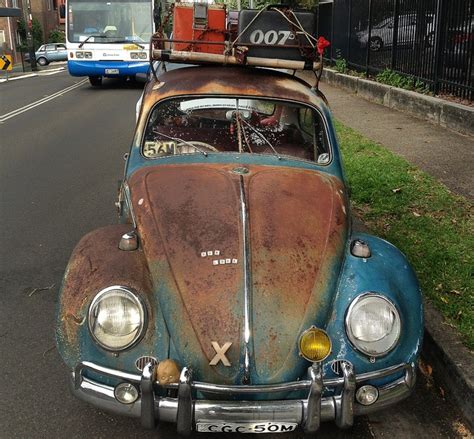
xmin=0 ymin=71 xmax=468 ymax=438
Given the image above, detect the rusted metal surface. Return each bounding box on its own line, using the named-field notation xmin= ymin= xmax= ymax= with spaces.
xmin=128 ymin=164 xmax=244 ymax=383
xmin=128 ymin=163 xmax=348 ymax=385
xmin=56 ymin=224 xmax=154 ymax=366
xmin=247 ymin=168 xmax=347 ymax=380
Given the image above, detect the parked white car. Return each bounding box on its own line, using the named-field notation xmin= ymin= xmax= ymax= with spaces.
xmin=357 ymin=14 xmax=435 ymax=51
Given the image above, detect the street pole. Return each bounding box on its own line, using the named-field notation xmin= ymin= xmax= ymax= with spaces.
xmin=21 ymin=0 xmax=37 ymax=71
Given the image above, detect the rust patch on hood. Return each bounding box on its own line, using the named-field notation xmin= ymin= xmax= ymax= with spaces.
xmin=129 ymin=164 xmax=348 ymax=383
xmin=247 ymin=168 xmax=347 ymax=379
xmin=129 ymin=165 xmax=244 ymax=380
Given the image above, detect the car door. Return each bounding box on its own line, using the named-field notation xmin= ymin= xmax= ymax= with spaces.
xmin=56 ymin=44 xmax=68 ymax=61
xmin=45 ymin=44 xmax=57 ymax=62
xmin=398 ymin=15 xmax=416 ymax=45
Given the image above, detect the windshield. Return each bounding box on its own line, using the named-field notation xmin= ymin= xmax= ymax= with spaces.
xmin=67 ymin=0 xmax=152 ymax=44
xmin=143 ymin=97 xmax=330 ymax=164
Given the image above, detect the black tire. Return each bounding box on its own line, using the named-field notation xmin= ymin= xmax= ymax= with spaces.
xmin=37 ymin=57 xmax=48 ymax=66
xmin=425 ymin=31 xmax=435 ymax=48
xmin=89 ymin=76 xmax=102 ymax=87
xmin=369 ymin=36 xmax=383 ymax=52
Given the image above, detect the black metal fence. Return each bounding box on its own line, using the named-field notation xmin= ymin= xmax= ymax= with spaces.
xmin=318 ymin=0 xmax=473 ymax=100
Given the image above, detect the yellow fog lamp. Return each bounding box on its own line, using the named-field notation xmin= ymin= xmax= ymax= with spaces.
xmin=299 ymin=326 xmax=331 ymax=362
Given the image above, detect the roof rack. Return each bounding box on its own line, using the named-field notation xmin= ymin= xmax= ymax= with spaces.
xmin=150 ymin=4 xmax=327 ymax=84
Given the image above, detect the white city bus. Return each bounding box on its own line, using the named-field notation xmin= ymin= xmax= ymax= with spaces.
xmin=66 ymin=0 xmax=154 ymax=86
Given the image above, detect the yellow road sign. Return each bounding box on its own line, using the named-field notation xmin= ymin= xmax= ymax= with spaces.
xmin=0 ymin=55 xmax=13 ymax=71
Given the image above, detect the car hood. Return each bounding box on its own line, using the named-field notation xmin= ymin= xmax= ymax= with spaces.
xmin=128 ymin=163 xmax=348 ymax=385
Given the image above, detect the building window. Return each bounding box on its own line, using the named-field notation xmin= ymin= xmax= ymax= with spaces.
xmin=0 ymin=30 xmax=6 ymax=46
xmin=48 ymin=0 xmax=53 ymax=11
xmin=12 ymin=0 xmax=19 ymax=7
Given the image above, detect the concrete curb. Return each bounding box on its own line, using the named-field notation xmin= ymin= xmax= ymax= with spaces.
xmin=422 ymin=301 xmax=473 ymax=429
xmin=321 ymin=68 xmax=474 ymax=137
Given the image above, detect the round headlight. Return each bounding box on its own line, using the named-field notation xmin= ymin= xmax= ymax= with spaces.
xmin=299 ymin=327 xmax=332 ymax=362
xmin=88 ymin=286 xmax=146 ymax=351
xmin=345 ymin=293 xmax=401 ymax=357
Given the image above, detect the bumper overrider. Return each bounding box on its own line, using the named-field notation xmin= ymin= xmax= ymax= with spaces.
xmin=72 ymin=360 xmax=415 ymax=435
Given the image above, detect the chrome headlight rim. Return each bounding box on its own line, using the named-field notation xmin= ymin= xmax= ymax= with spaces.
xmin=88 ymin=285 xmax=147 ymax=352
xmin=345 ymin=292 xmax=401 ymax=358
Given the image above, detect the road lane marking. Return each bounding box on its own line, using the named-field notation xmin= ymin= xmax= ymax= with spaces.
xmin=0 ymin=79 xmax=88 ymax=123
xmin=0 ymin=67 xmax=66 ymax=83
xmin=0 ymin=73 xmax=36 ymax=83
xmin=38 ymin=68 xmax=66 ymax=76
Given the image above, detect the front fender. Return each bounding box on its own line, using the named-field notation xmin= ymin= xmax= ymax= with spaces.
xmin=55 ymin=224 xmax=170 ymax=374
xmin=325 ymin=233 xmax=423 ymax=379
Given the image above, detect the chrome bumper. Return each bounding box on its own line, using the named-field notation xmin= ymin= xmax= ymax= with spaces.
xmin=72 ymin=361 xmax=415 ymax=435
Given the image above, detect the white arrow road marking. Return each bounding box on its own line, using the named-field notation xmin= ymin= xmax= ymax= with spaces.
xmin=0 ymin=79 xmax=88 ymax=123
xmin=209 ymin=341 xmax=232 ymax=367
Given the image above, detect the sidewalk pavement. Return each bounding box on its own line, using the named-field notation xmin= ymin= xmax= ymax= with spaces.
xmin=318 ymin=80 xmax=474 ymax=201
xmin=313 ymin=76 xmax=473 ymax=428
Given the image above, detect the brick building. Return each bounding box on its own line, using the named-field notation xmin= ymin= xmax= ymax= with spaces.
xmin=0 ymin=0 xmax=60 ymax=63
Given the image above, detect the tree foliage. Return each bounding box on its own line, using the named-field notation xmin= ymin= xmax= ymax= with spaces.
xmin=48 ymin=28 xmax=66 ymax=43
xmin=17 ymin=18 xmax=44 ymax=50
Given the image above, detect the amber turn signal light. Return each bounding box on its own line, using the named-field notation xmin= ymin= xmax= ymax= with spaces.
xmin=299 ymin=327 xmax=331 ymax=362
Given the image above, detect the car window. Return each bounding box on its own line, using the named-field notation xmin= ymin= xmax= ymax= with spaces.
xmin=46 ymin=44 xmax=56 ymax=51
xmin=143 ymin=97 xmax=330 ymax=164
xmin=38 ymin=45 xmax=46 ymax=52
xmin=57 ymin=44 xmax=67 ymax=50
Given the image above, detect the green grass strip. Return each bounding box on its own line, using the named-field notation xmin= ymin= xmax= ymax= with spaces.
xmin=335 ymin=121 xmax=473 ymax=349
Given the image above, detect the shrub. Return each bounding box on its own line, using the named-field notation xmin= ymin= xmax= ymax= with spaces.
xmin=49 ymin=28 xmax=66 ymax=43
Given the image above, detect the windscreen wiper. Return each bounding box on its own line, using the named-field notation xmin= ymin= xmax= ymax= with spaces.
xmin=109 ymin=39 xmax=145 ymax=50
xmin=78 ymin=34 xmax=107 ymax=48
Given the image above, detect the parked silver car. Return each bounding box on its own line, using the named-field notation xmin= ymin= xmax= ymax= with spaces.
xmin=357 ymin=14 xmax=435 ymax=51
xmin=35 ymin=43 xmax=68 ymax=66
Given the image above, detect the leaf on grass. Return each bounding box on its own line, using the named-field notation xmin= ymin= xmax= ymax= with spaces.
xmin=456 ymin=310 xmax=463 ymax=320
xmin=418 ymin=361 xmax=433 ymax=378
xmin=413 ymin=211 xmax=421 ymax=217
xmin=449 ymin=289 xmax=462 ymax=296
xmin=392 ymin=188 xmax=402 ymax=193
xmin=435 ymin=284 xmax=443 ymax=291
xmin=439 ymin=387 xmax=445 ymax=398
xmin=440 ymin=296 xmax=449 ymax=304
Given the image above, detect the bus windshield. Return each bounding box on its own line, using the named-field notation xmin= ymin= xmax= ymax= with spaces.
xmin=67 ymin=0 xmax=153 ymax=44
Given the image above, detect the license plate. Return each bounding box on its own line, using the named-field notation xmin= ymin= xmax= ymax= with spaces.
xmin=196 ymin=422 xmax=298 ymax=433
xmin=105 ymin=68 xmax=119 ymax=74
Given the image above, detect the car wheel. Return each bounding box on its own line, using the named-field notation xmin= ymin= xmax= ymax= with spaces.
xmin=369 ymin=37 xmax=383 ymax=52
xmin=37 ymin=57 xmax=48 ymax=66
xmin=89 ymin=76 xmax=102 ymax=87
xmin=425 ymin=31 xmax=435 ymax=48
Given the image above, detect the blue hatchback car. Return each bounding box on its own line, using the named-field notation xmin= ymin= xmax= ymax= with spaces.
xmin=35 ymin=43 xmax=67 ymax=66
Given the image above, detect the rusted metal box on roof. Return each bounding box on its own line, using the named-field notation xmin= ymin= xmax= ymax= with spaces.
xmin=173 ymin=3 xmax=226 ymax=54
xmin=237 ymin=9 xmax=316 ymax=61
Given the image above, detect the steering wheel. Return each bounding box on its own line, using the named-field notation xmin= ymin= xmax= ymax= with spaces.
xmin=175 ymin=141 xmax=219 ymax=154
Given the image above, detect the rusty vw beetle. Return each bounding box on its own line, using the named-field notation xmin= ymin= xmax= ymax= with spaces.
xmin=56 ymin=65 xmax=422 ymax=435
